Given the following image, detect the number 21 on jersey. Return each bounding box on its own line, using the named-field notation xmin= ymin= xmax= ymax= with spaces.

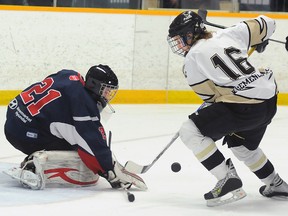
xmin=20 ymin=77 xmax=61 ymax=116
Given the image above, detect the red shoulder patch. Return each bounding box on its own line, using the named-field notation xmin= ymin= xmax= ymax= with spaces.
xmin=69 ymin=73 xmax=85 ymax=86
xmin=69 ymin=75 xmax=80 ymax=81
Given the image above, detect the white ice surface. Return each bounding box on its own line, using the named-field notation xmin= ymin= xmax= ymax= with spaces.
xmin=0 ymin=104 xmax=287 ymax=216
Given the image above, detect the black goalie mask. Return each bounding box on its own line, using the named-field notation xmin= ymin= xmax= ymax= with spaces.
xmin=85 ymin=64 xmax=118 ymax=112
xmin=167 ymin=11 xmax=206 ymax=57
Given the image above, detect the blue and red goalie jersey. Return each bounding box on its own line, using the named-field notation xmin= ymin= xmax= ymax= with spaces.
xmin=5 ymin=69 xmax=113 ymax=174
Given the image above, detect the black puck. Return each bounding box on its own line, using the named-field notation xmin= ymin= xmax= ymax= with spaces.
xmin=171 ymin=162 xmax=181 ymax=172
xmin=128 ymin=193 xmax=135 ymax=202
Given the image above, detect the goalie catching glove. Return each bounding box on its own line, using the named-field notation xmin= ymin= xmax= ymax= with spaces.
xmin=101 ymin=160 xmax=148 ymax=190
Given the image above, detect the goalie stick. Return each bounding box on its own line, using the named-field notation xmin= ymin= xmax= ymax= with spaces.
xmin=108 ymin=131 xmax=135 ymax=202
xmin=197 ymin=9 xmax=288 ymax=52
xmin=124 ymin=132 xmax=180 ymax=174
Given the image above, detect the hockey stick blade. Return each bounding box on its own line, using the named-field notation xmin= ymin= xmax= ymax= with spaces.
xmin=124 ymin=132 xmax=180 ymax=174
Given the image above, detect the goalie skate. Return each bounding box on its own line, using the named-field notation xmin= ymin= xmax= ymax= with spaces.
xmin=205 ymin=159 xmax=247 ymax=207
xmin=3 ymin=167 xmax=44 ymax=190
xmin=3 ymin=154 xmax=45 ymax=189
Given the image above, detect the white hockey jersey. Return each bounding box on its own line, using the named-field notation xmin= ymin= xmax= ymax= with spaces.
xmin=184 ymin=15 xmax=277 ymax=104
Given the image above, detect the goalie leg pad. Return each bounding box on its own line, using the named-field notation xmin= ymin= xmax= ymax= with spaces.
xmin=34 ymin=150 xmax=99 ymax=187
xmin=4 ymin=150 xmax=99 ymax=189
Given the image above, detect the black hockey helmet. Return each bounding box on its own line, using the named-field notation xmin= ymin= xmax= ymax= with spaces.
xmin=85 ymin=64 xmax=118 ymax=109
xmin=167 ymin=11 xmax=206 ymax=56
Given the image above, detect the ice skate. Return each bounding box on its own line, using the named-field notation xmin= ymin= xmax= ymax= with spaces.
xmin=3 ymin=155 xmax=45 ymax=190
xmin=204 ymin=159 xmax=246 ymax=207
xmin=259 ymin=174 xmax=288 ymax=199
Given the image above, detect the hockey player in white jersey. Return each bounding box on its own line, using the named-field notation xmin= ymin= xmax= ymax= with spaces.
xmin=167 ymin=11 xmax=288 ymax=206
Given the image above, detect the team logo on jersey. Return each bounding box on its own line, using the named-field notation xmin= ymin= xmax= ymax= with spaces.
xmin=232 ymin=73 xmax=264 ymax=94
xmin=26 ymin=131 xmax=38 ymax=139
xmin=9 ymin=99 xmax=18 ymax=110
xmin=98 ymin=126 xmax=106 ymax=140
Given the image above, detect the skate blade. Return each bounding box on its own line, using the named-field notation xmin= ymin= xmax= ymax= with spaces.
xmin=271 ymin=195 xmax=288 ymax=201
xmin=3 ymin=168 xmax=40 ymax=189
xmin=3 ymin=167 xmax=22 ymax=179
xmin=206 ymin=188 xmax=247 ymax=207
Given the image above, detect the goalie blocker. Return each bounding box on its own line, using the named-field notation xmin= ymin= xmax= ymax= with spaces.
xmin=3 ymin=150 xmax=147 ymax=191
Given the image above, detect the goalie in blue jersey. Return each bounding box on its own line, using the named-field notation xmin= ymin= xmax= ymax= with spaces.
xmin=4 ymin=64 xmax=147 ymax=191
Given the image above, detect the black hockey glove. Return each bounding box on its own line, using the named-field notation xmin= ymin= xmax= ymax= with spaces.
xmin=255 ymin=40 xmax=269 ymax=53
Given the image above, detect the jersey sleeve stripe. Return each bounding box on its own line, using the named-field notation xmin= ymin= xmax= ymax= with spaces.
xmin=73 ymin=116 xmax=99 ymax=121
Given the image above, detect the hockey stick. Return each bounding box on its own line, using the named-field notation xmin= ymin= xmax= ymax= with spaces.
xmin=124 ymin=132 xmax=180 ymax=174
xmin=197 ymin=9 xmax=255 ymax=56
xmin=198 ymin=9 xmax=288 ymax=52
xmin=121 ymin=183 xmax=135 ymax=202
xmin=108 ymin=131 xmax=112 ymax=149
xmin=108 ymin=131 xmax=135 ymax=202
xmin=198 ymin=9 xmax=226 ymax=29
